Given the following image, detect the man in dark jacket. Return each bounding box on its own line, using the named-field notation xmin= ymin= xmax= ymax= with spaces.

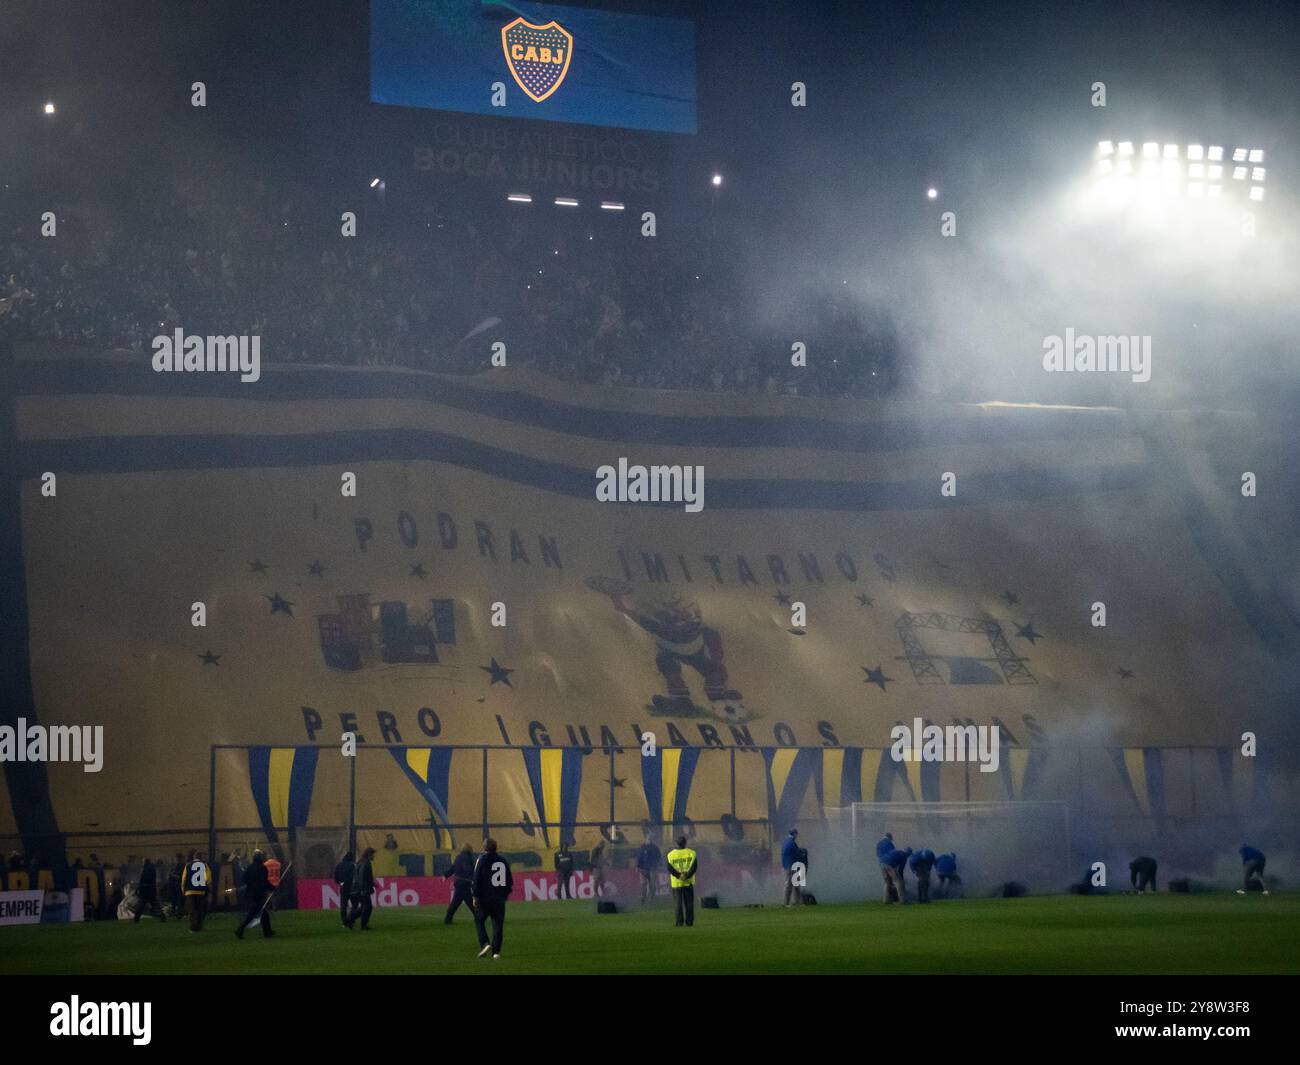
xmin=1238 ymin=845 xmax=1269 ymax=895
xmin=333 ymin=851 xmax=356 ymax=925
xmin=472 ymin=838 xmax=513 ymax=958
xmin=909 ymin=849 xmax=936 ymax=903
xmin=553 ymin=842 xmax=575 ymax=900
xmin=235 ymin=850 xmax=275 ymax=939
xmin=635 ymin=836 xmax=661 ymax=902
xmin=346 ymin=847 xmax=376 ymax=929
xmin=1129 ymin=855 xmax=1158 ymax=893
xmin=132 ymin=859 xmax=165 ymax=922
xmin=444 ymin=844 xmax=476 ymax=924
xmin=167 ymin=854 xmax=184 ymax=915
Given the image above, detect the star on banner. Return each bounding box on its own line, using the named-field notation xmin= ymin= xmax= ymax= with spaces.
xmin=266 ymin=592 xmax=294 ymax=617
xmin=862 ymin=665 xmax=894 ymax=691
xmin=248 ymin=560 xmax=268 ymax=574
xmin=481 ymin=658 xmax=514 ymax=686
xmin=198 ymin=650 xmax=221 ymax=666
xmin=1014 ymin=622 xmax=1041 ymax=645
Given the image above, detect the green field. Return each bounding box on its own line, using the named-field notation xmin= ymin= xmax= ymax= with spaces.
xmin=7 ymin=894 xmax=1299 ymax=975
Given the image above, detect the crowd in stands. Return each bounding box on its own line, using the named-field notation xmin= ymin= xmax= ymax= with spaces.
xmin=3 ymin=172 xmax=899 ymax=398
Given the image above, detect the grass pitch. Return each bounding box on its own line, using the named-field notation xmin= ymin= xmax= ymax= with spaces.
xmin=8 ymin=894 xmax=1298 ymax=975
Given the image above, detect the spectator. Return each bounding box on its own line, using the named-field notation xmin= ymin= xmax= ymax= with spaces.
xmin=781 ymin=829 xmax=807 ymax=906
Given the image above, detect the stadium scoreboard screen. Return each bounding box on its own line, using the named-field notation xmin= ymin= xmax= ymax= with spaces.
xmin=370 ymin=0 xmax=697 ymax=134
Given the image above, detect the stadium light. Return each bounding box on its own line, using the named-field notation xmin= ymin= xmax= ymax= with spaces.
xmin=1208 ymin=164 xmax=1222 ymax=180
xmin=1250 ymin=186 xmax=1264 ymax=201
xmin=1252 ymin=167 xmax=1266 ymax=182
xmin=1232 ymin=166 xmax=1246 ymax=180
xmin=926 ymin=187 xmax=938 ymax=199
xmin=711 ymin=173 xmax=723 ymax=187
xmin=1163 ymin=144 xmax=1179 ymax=159
xmin=1232 ymin=148 xmax=1247 ymax=162
xmin=1098 ymin=140 xmax=1114 ymax=155
xmin=1207 ymin=146 xmax=1223 ymax=161
xmin=507 ymin=193 xmax=532 ymax=203
xmin=43 ymin=101 xmax=56 ymax=114
xmin=1118 ymin=141 xmax=1134 ymax=156
xmin=1117 ymin=158 xmax=1134 ymax=176
xmin=1142 ymin=142 xmax=1159 ymax=159
xmin=1187 ymin=144 xmax=1204 ymax=161
xmin=1208 ymin=185 xmax=1221 ymax=198
xmin=554 ymin=197 xmax=579 ymax=206
xmin=599 ymin=201 xmax=625 ymax=210
xmin=369 ymin=178 xmax=381 ymax=188
xmin=1189 ymin=163 xmax=1205 ymax=179
xmin=1249 ymin=149 xmax=1263 ymax=163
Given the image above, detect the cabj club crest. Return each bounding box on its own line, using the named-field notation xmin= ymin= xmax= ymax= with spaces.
xmin=501 ymin=16 xmax=573 ymax=103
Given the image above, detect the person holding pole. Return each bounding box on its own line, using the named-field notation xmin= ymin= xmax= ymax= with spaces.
xmin=235 ymin=850 xmax=276 ymax=939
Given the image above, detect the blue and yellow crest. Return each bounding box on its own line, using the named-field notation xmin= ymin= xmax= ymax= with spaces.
xmin=501 ymin=16 xmax=573 ymax=103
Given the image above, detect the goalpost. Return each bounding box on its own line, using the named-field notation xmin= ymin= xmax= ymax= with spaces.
xmin=824 ymin=801 xmax=1073 ymax=894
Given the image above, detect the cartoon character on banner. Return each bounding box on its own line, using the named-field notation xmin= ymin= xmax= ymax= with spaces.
xmin=586 ymin=576 xmax=752 ymax=722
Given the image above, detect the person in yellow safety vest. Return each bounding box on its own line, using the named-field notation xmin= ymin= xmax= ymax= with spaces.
xmin=665 ymin=835 xmax=698 ymax=927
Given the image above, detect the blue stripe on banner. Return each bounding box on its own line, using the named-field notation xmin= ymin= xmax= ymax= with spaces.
xmin=768 ymin=748 xmax=821 ymax=828
xmin=671 ymin=748 xmax=700 ymax=826
xmin=641 ymin=752 xmax=663 ymax=826
xmin=520 ymin=748 xmax=548 ymax=847
xmin=560 ymin=748 xmax=585 ymax=845
xmin=920 ymin=756 xmax=941 ymax=802
xmin=874 ymin=750 xmax=911 ymax=802
xmin=286 ymin=747 xmax=318 ymax=835
xmin=1107 ymin=748 xmax=1143 ymax=813
xmin=840 ymin=748 xmax=863 ymax=806
xmin=16 ymin=361 xmax=1137 ymax=454
xmin=17 ymin=431 xmax=1151 ymax=512
xmin=388 ymin=748 xmax=455 ymax=848
xmin=247 ymin=747 xmax=277 ymax=845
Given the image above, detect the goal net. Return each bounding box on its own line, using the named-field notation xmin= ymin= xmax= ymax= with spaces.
xmin=820 ymin=801 xmax=1073 ymax=897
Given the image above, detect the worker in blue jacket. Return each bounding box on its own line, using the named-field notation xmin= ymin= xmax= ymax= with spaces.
xmin=935 ymin=852 xmax=961 ymax=896
xmin=876 ymin=833 xmax=898 ymax=902
xmin=885 ymin=846 xmax=912 ymax=904
xmin=1238 ymin=845 xmax=1269 ymax=895
xmin=909 ymin=848 xmax=936 ymax=903
xmin=781 ymin=829 xmax=807 ymax=906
